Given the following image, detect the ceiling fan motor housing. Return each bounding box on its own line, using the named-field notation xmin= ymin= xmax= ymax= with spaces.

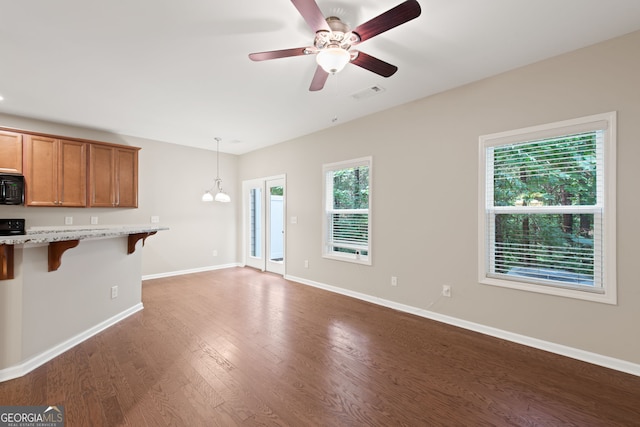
xmin=314 ymin=16 xmax=360 ymax=51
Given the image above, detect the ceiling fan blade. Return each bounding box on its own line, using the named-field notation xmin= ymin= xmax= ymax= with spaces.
xmin=351 ymin=51 xmax=398 ymax=77
xmin=352 ymin=0 xmax=421 ymax=43
xmin=291 ymin=0 xmax=331 ymax=32
xmin=309 ymin=66 xmax=329 ymax=91
xmin=249 ymin=47 xmax=308 ymax=61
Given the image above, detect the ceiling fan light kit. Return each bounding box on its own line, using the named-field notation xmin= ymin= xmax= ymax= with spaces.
xmin=249 ymin=0 xmax=421 ymax=91
xmin=316 ymin=47 xmax=351 ymax=73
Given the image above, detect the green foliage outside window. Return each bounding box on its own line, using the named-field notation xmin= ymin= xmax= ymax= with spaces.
xmin=493 ymin=133 xmax=597 ymax=207
xmin=333 ymin=166 xmax=369 ymax=209
xmin=492 ymin=132 xmax=598 ymax=281
xmin=330 ymin=165 xmax=369 ymax=256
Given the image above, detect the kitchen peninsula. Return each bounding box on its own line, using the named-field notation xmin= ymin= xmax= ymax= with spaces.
xmin=0 ymin=224 xmax=167 ymax=381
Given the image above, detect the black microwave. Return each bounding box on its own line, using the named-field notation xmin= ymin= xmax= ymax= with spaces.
xmin=0 ymin=174 xmax=25 ymax=205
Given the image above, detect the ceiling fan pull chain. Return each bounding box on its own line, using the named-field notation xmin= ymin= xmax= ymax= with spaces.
xmin=332 ymin=72 xmax=341 ymax=124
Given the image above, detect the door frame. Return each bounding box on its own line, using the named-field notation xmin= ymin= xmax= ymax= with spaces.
xmin=242 ymin=174 xmax=286 ymax=274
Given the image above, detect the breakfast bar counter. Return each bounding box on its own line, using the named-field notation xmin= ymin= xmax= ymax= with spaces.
xmin=0 ymin=224 xmax=168 ymax=279
xmin=0 ymin=224 xmax=168 ymax=245
xmin=0 ymin=224 xmax=168 ymax=382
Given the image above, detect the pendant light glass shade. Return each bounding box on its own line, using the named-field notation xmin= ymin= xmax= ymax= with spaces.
xmin=202 ymin=191 xmax=214 ymax=202
xmin=202 ymin=137 xmax=231 ymax=203
xmin=214 ymin=190 xmax=231 ymax=203
xmin=316 ymin=47 xmax=350 ymax=74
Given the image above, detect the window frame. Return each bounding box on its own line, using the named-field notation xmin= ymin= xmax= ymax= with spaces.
xmin=322 ymin=156 xmax=372 ymax=265
xmin=478 ymin=112 xmax=617 ymax=304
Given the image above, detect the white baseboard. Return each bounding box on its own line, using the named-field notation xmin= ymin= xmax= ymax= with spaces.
xmin=5 ymin=270 xmax=636 ymax=382
xmin=0 ymin=303 xmax=144 ymax=383
xmin=142 ymin=263 xmax=241 ymax=281
xmin=285 ymin=274 xmax=640 ymax=377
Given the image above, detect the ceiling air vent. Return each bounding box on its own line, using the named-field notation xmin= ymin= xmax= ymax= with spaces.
xmin=351 ymin=85 xmax=386 ymax=100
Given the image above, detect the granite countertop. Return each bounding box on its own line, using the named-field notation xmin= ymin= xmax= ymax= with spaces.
xmin=0 ymin=224 xmax=169 ymax=245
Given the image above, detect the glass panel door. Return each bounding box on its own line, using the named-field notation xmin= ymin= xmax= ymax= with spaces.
xmin=250 ymin=187 xmax=262 ymax=259
xmin=266 ymin=178 xmax=285 ymax=275
xmin=244 ymin=179 xmax=265 ymax=270
xmin=243 ymin=176 xmax=286 ymax=274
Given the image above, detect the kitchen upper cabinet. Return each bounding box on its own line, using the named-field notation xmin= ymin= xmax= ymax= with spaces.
xmin=24 ymin=135 xmax=87 ymax=207
xmin=89 ymin=144 xmax=138 ymax=208
xmin=115 ymin=147 xmax=138 ymax=207
xmin=3 ymin=125 xmax=139 ymax=209
xmin=0 ymin=130 xmax=23 ymax=173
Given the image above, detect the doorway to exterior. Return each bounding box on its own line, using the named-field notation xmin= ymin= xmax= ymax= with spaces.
xmin=243 ymin=175 xmax=285 ymax=275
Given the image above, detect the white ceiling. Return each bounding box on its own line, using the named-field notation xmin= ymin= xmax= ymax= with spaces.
xmin=1 ymin=0 xmax=640 ymax=155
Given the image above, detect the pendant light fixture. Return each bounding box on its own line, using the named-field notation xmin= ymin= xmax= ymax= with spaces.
xmin=202 ymin=137 xmax=230 ymax=203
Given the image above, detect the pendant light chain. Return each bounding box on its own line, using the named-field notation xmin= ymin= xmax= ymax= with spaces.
xmin=216 ymin=137 xmax=221 ymax=181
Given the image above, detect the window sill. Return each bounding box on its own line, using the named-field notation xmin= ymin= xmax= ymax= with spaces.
xmin=479 ymin=276 xmax=616 ymax=305
xmin=323 ymin=253 xmax=371 ymax=266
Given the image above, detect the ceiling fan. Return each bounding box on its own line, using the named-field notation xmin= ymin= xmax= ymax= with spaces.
xmin=248 ymin=0 xmax=422 ymax=91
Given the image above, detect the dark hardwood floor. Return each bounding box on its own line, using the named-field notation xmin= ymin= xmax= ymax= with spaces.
xmin=1 ymin=267 xmax=639 ymax=426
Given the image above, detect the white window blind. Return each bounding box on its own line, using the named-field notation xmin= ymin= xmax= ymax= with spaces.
xmin=479 ymin=112 xmax=616 ymax=304
xmin=323 ymin=157 xmax=371 ymax=264
xmin=327 ymin=210 xmax=369 ymax=252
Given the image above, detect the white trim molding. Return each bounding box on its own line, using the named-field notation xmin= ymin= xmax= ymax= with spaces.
xmin=142 ymin=263 xmax=242 ymax=281
xmin=478 ymin=111 xmax=617 ymax=304
xmin=285 ymin=274 xmax=640 ymax=377
xmin=0 ymin=303 xmax=143 ymax=383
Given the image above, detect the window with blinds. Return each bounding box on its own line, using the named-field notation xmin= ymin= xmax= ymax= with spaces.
xmin=323 ymin=157 xmax=372 ymax=264
xmin=479 ymin=112 xmax=616 ymax=304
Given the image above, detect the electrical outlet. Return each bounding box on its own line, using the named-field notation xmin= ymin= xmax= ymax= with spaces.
xmin=150 ymin=216 xmax=160 ymax=223
xmin=304 ymin=260 xmax=309 ymax=268
xmin=212 ymin=250 xmax=218 ymax=257
xmin=442 ymin=285 xmax=451 ymax=297
xmin=391 ymin=276 xmax=398 ymax=287
xmin=111 ymin=286 xmax=118 ymax=299
xmin=64 ymin=216 xmax=73 ymax=225
xmin=90 ymin=216 xmax=99 ymax=225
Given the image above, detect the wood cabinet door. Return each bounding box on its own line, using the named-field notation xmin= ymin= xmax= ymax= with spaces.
xmin=89 ymin=144 xmax=116 ymax=207
xmin=59 ymin=139 xmax=87 ymax=207
xmin=0 ymin=131 xmax=23 ymax=173
xmin=24 ymin=135 xmax=58 ymax=206
xmin=115 ymin=148 xmax=138 ymax=208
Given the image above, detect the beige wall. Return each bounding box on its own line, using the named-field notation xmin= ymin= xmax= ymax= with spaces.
xmin=20 ymin=238 xmax=142 ymax=360
xmin=239 ymin=31 xmax=640 ymax=365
